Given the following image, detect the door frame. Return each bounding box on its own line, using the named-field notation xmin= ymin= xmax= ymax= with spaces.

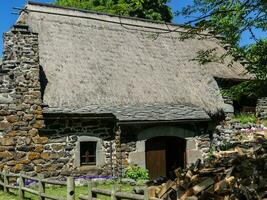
xmin=145 ymin=136 xmax=186 ymax=179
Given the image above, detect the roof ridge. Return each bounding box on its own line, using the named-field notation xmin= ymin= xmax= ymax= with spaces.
xmin=27 ymin=1 xmax=185 ymax=28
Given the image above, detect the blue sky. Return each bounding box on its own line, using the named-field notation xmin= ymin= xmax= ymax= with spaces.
xmin=0 ymin=0 xmax=266 ymax=56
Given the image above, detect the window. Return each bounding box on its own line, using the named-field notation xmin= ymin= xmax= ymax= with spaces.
xmin=80 ymin=141 xmax=97 ymax=165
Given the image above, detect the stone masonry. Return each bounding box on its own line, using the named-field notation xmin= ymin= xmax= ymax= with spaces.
xmin=0 ymin=24 xmax=47 ymax=175
xmin=256 ymin=97 xmax=267 ymax=119
xmin=39 ymin=116 xmax=116 ymax=176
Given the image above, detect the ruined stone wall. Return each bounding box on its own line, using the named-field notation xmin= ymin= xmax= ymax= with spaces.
xmin=0 ymin=25 xmax=47 ymax=175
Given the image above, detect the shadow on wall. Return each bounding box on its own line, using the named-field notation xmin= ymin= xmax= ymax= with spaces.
xmin=39 ymin=65 xmax=48 ymax=100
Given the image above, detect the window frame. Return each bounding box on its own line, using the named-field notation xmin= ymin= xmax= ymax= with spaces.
xmin=74 ymin=136 xmax=105 ymax=168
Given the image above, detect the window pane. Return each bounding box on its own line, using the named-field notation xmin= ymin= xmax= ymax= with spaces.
xmin=80 ymin=141 xmax=97 ymax=165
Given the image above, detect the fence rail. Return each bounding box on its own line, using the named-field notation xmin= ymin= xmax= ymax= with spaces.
xmin=78 ymin=180 xmax=157 ymax=200
xmin=0 ymin=170 xmax=73 ymax=200
xmin=0 ymin=170 xmax=160 ymax=200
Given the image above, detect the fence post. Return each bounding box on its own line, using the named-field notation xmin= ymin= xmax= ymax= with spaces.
xmin=18 ymin=171 xmax=25 ymax=200
xmin=92 ymin=180 xmax=97 ymax=198
xmin=3 ymin=169 xmax=9 ymax=193
xmin=67 ymin=176 xmax=75 ymax=200
xmin=87 ymin=179 xmax=92 ymax=200
xmin=38 ymin=174 xmax=45 ymax=200
xmin=111 ymin=184 xmax=118 ymax=200
xmin=144 ymin=187 xmax=149 ymax=200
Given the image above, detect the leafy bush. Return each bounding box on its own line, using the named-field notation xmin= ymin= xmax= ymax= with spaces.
xmin=123 ymin=165 xmax=149 ymax=181
xmin=232 ymin=114 xmax=257 ymax=124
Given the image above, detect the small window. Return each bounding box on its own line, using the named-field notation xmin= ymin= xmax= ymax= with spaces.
xmin=80 ymin=141 xmax=97 ymax=165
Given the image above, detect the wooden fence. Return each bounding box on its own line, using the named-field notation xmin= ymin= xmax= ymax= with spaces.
xmin=79 ymin=180 xmax=151 ymax=200
xmin=0 ymin=170 xmax=159 ymax=200
xmin=0 ymin=170 xmax=72 ymax=200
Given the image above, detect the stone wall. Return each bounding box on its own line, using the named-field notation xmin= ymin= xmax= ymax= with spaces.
xmin=120 ymin=141 xmax=136 ymax=171
xmin=186 ymin=134 xmax=211 ymax=165
xmin=0 ymin=24 xmax=48 ymax=175
xmin=39 ymin=116 xmax=116 ymax=176
xmin=212 ymin=120 xmax=265 ymax=151
xmin=256 ymin=97 xmax=267 ymax=119
xmin=222 ymin=96 xmax=234 ymax=115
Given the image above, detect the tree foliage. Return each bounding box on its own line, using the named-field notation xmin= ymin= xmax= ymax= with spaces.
xmin=177 ymin=0 xmax=267 ymax=46
xmin=223 ymin=40 xmax=267 ymax=100
xmin=177 ymin=0 xmax=267 ymax=100
xmin=55 ymin=0 xmax=173 ymax=22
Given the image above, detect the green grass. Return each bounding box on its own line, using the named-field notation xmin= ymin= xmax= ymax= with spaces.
xmin=232 ymin=113 xmax=257 ymax=124
xmin=0 ymin=182 xmax=135 ymax=200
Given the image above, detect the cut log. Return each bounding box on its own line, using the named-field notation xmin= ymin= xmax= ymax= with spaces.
xmin=192 ymin=178 xmax=214 ymax=195
xmin=225 ymin=176 xmax=235 ymax=188
xmin=190 ymin=175 xmax=199 ymax=185
xmin=147 ymin=186 xmax=159 ymax=198
xmin=179 ymin=188 xmax=194 ymax=200
xmin=198 ymin=167 xmax=225 ymax=175
xmin=235 ymin=147 xmax=244 ymax=155
xmin=157 ymin=180 xmax=175 ymax=198
xmin=185 ymin=170 xmax=193 ymax=182
xmin=184 ymin=196 xmax=198 ymax=200
xmin=214 ymin=179 xmax=228 ymax=194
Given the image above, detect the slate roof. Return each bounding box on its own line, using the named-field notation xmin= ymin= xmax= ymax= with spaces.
xmin=43 ymin=104 xmax=210 ymax=121
xmin=16 ymin=2 xmax=249 ymax=121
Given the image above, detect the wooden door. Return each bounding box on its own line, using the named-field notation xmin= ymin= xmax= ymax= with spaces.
xmin=146 ymin=138 xmax=166 ymax=179
xmin=145 ymin=136 xmax=186 ymax=180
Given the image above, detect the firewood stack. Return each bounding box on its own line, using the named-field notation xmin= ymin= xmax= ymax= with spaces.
xmin=147 ymin=133 xmax=267 ymax=200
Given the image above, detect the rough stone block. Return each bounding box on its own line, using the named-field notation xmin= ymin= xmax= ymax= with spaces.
xmin=33 ymin=120 xmax=44 ymax=129
xmin=34 ymin=165 xmax=42 ymax=173
xmin=6 ymin=131 xmax=18 ymax=137
xmin=7 ymin=160 xmax=16 ymax=166
xmin=0 ymin=138 xmax=15 ymax=146
xmin=27 ymin=152 xmax=40 ymax=160
xmin=0 ymin=121 xmax=11 ymax=131
xmin=28 ymin=128 xmax=38 ymax=136
xmin=40 ymin=152 xmax=50 ymax=160
xmin=12 ymin=164 xmax=23 ymax=173
xmin=0 ymin=146 xmax=15 ymax=151
xmin=0 ymin=151 xmax=13 ymax=159
xmin=16 ymin=145 xmax=34 ymax=152
xmin=32 ymin=136 xmax=48 ymax=144
xmin=51 ymin=144 xmax=65 ymax=151
xmin=34 ymin=145 xmax=44 ymax=152
xmin=6 ymin=115 xmax=18 ymax=123
xmin=186 ymin=149 xmax=202 ymax=166
xmin=23 ymin=114 xmax=34 ymax=121
xmin=186 ymin=139 xmax=197 ymax=150
xmin=33 ymin=159 xmax=45 ymax=165
xmin=19 ymin=159 xmax=31 ymax=165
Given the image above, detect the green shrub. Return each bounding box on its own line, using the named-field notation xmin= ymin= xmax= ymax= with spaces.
xmin=123 ymin=165 xmax=149 ymax=181
xmin=232 ymin=114 xmax=257 ymax=124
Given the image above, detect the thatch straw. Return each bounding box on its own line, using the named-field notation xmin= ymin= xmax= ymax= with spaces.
xmin=21 ymin=2 xmax=249 ymax=117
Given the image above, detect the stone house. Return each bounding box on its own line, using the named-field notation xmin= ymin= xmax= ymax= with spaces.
xmin=0 ymin=1 xmax=265 ymax=179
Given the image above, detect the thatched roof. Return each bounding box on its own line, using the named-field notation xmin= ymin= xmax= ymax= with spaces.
xmin=19 ymin=2 xmax=249 ymax=120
